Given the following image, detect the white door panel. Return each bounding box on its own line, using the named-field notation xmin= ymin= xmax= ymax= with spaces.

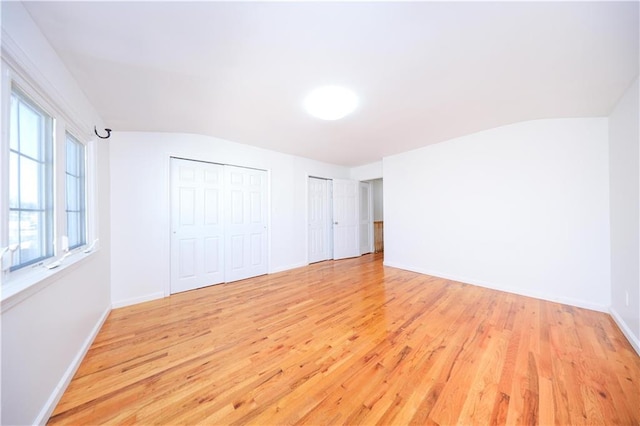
xmin=308 ymin=177 xmax=332 ymax=263
xmin=225 ymin=165 xmax=268 ymax=282
xmin=171 ymin=159 xmax=268 ymax=293
xmin=203 ymin=237 xmax=221 ymax=273
xmin=333 ymin=179 xmax=359 ymax=260
xmin=178 ymin=239 xmax=196 ymax=278
xmin=171 ymin=158 xmax=224 ymax=294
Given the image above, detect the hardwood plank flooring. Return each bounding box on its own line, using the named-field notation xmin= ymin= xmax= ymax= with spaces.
xmin=49 ymin=254 xmax=640 ymax=425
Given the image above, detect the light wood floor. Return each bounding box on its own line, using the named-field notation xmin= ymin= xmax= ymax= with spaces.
xmin=49 ymin=254 xmax=639 ymax=425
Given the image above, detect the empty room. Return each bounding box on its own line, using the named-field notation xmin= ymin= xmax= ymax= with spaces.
xmin=1 ymin=1 xmax=639 ymax=425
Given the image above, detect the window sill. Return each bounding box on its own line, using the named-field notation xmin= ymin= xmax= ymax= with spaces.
xmin=0 ymin=248 xmax=99 ymax=314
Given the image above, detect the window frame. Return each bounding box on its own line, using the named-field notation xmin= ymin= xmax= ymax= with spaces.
xmin=8 ymin=86 xmax=55 ymax=271
xmin=1 ymin=60 xmax=99 ymax=298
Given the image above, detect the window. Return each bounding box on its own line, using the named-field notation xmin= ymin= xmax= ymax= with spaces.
xmin=3 ymin=77 xmax=95 ymax=286
xmin=65 ymin=134 xmax=86 ymax=249
xmin=2 ymin=57 xmax=96 ymax=299
xmin=8 ymin=87 xmax=54 ymax=270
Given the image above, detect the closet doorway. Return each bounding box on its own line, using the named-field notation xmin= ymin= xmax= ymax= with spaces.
xmin=170 ymin=158 xmax=268 ymax=294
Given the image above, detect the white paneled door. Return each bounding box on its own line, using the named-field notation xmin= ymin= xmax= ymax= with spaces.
xmin=171 ymin=158 xmax=224 ymax=293
xmin=170 ymin=159 xmax=268 ymax=294
xmin=224 ymin=165 xmax=268 ymax=283
xmin=332 ymin=179 xmax=360 ymax=260
xmin=308 ymin=177 xmax=332 ymax=263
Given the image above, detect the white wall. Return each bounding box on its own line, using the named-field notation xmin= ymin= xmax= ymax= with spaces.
xmin=350 ymin=161 xmax=382 ymax=181
xmin=0 ymin=3 xmax=111 ymax=425
xmin=372 ymin=179 xmax=383 ymax=222
xmin=384 ymin=118 xmax=610 ymax=311
xmin=109 ymin=132 xmax=349 ymax=307
xmin=609 ymin=77 xmax=640 ymax=353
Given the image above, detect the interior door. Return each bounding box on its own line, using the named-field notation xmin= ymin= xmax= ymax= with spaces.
xmin=333 ymin=179 xmax=359 ymax=260
xmin=225 ymin=165 xmax=268 ymax=282
xmin=309 ymin=177 xmax=332 ymax=263
xmin=359 ymin=181 xmax=373 ymax=255
xmin=170 ymin=158 xmax=224 ymax=294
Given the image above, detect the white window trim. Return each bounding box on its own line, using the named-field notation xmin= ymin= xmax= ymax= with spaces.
xmin=0 ymin=58 xmax=100 ymax=311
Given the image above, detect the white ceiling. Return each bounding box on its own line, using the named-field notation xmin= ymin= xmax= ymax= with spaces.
xmin=22 ymin=1 xmax=639 ymax=167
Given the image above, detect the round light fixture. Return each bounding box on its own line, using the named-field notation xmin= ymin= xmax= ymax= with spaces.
xmin=303 ymin=86 xmax=358 ymax=120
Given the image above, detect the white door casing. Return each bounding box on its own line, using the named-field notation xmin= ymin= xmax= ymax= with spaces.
xmin=332 ymin=179 xmax=359 ymax=260
xmin=224 ymin=165 xmax=268 ymax=282
xmin=170 ymin=158 xmax=224 ymax=294
xmin=308 ymin=177 xmax=332 ymax=263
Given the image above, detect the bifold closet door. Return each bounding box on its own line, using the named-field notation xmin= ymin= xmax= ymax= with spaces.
xmin=170 ymin=158 xmax=225 ymax=294
xmin=224 ymin=165 xmax=268 ymax=283
xmin=171 ymin=159 xmax=268 ymax=294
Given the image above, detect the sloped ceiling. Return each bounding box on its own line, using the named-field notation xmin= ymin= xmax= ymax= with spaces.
xmin=21 ymin=1 xmax=639 ymax=166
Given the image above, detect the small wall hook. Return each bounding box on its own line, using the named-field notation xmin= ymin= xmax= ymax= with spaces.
xmin=94 ymin=126 xmax=112 ymax=139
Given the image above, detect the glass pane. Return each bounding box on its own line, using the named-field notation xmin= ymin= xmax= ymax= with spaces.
xmin=18 ymin=211 xmax=43 ymax=264
xmin=78 ymin=220 xmax=86 ymax=246
xmin=9 ymin=152 xmax=19 ymax=208
xmin=18 ymin=101 xmax=42 ymax=160
xmin=9 ymin=210 xmax=21 ymax=266
xmin=66 ymin=136 xmax=86 ymax=248
xmin=9 ymin=210 xmax=20 ymax=246
xmin=67 ymin=211 xmax=76 ymax=248
xmin=66 ymin=174 xmax=78 ymax=211
xmin=10 ymin=95 xmax=18 ymax=151
xmin=66 ymin=137 xmax=78 ymax=176
xmin=68 ymin=212 xmax=80 ymax=248
xmin=20 ymin=157 xmax=41 ymax=209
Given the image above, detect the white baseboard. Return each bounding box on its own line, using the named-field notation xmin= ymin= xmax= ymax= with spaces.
xmin=34 ymin=305 xmax=111 ymax=425
xmin=112 ymin=291 xmax=164 ymax=309
xmin=269 ymin=262 xmax=308 ymax=275
xmin=382 ymin=261 xmax=609 ymax=313
xmin=610 ymin=308 xmax=640 ymax=356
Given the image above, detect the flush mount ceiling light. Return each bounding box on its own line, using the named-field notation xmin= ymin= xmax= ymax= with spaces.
xmin=303 ymin=86 xmax=358 ymax=120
